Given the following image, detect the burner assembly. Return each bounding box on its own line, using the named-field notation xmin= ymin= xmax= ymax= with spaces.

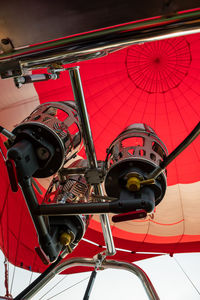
xmin=44 ymin=159 xmax=91 ymax=254
xmin=105 ymin=123 xmax=168 ymax=213
xmin=4 ymin=100 xmax=84 ymax=262
xmin=0 ymin=66 xmax=199 ymax=300
xmin=0 ymin=66 xmax=199 ymax=264
xmin=10 ymin=101 xmax=82 ymax=178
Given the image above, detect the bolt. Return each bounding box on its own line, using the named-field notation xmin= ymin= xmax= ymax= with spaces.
xmin=157 ymin=176 xmax=162 ymax=181
xmin=36 ymin=147 xmax=50 ymax=160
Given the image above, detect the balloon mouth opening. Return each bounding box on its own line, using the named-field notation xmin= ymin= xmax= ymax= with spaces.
xmin=126 ymin=37 xmax=192 ymax=93
xmin=153 ymin=57 xmax=161 ymax=64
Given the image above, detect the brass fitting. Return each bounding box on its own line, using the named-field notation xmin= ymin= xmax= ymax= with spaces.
xmin=59 ymin=232 xmax=73 ymax=253
xmin=126 ymin=176 xmax=155 ymax=192
xmin=126 ymin=176 xmax=141 ymax=192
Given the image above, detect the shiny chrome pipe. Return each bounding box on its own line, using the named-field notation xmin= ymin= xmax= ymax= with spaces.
xmin=0 ymin=9 xmax=199 ymax=71
xmin=68 ymin=67 xmax=116 ymax=256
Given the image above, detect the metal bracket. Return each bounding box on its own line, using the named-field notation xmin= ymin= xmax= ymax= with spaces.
xmin=59 ymin=161 xmax=106 ymax=185
xmin=12 ymin=66 xmax=70 ymax=87
xmin=85 ymin=167 xmax=105 ymax=185
xmin=0 ymin=60 xmax=22 ymax=79
xmin=83 ymin=253 xmax=106 ymax=300
xmin=0 ymin=39 xmax=21 ymax=78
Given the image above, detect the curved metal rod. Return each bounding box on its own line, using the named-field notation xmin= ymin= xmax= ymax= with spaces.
xmin=16 ymin=258 xmax=160 ymax=300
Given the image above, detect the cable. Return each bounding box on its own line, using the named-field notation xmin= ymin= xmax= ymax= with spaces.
xmin=10 ymin=206 xmax=24 ymax=295
xmin=29 ymin=253 xmax=38 ymax=285
xmin=38 ymin=276 xmax=67 ymax=300
xmin=45 ymin=276 xmax=90 ymax=300
xmin=173 ymin=256 xmax=200 ymax=296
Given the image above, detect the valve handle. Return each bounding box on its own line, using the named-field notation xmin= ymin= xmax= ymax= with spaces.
xmin=126 ymin=176 xmax=155 ymax=192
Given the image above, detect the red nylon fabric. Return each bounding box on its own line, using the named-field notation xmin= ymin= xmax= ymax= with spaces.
xmin=33 ymin=33 xmax=200 ymax=186
xmin=0 ymin=33 xmax=200 ymax=274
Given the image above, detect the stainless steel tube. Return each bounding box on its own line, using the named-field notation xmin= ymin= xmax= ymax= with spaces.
xmin=68 ymin=67 xmax=97 ymax=169
xmin=94 ymin=184 xmax=116 ymax=256
xmin=68 ymin=67 xmax=116 ymax=256
xmin=0 ymin=9 xmax=200 ymax=71
xmin=16 ymin=258 xmax=160 ymax=300
xmin=20 ymin=21 xmax=200 ymax=70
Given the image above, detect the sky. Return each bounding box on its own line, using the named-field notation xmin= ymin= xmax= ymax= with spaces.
xmin=1 ymin=250 xmax=200 ymax=299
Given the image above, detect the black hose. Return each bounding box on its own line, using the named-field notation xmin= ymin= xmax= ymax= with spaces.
xmin=149 ymin=122 xmax=200 ymax=179
xmin=160 ymin=122 xmax=200 ymax=170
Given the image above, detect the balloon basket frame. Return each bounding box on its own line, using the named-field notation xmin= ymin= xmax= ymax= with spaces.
xmin=13 ymin=257 xmax=159 ymax=300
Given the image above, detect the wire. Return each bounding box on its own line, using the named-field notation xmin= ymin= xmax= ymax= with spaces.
xmin=173 ymin=256 xmax=200 ymax=296
xmin=10 ymin=206 xmax=24 ymax=294
xmin=29 ymin=253 xmax=38 ymax=285
xmin=10 ymin=263 xmax=16 ymax=294
xmin=45 ymin=276 xmax=90 ymax=300
xmin=38 ymin=276 xmax=67 ymax=300
xmin=0 ymin=146 xmax=6 ymax=161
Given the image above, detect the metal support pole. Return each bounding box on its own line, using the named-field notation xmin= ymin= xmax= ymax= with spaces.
xmin=83 ymin=270 xmax=97 ymax=300
xmin=35 ymin=193 xmax=154 ymax=215
xmin=35 ymin=202 xmax=111 ymax=215
xmin=59 ymin=167 xmax=87 ymax=175
xmin=13 ymin=258 xmax=160 ymax=300
xmin=68 ymin=67 xmax=116 ymax=256
xmin=19 ymin=178 xmax=59 ymax=262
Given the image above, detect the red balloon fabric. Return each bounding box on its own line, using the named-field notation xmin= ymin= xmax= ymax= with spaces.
xmin=0 ymin=32 xmax=200 ymax=274
xmin=34 ymin=34 xmax=200 ymax=186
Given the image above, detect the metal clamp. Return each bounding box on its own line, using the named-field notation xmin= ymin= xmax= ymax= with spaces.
xmin=83 ymin=253 xmax=106 ymax=300
xmin=85 ymin=167 xmax=105 ymax=185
